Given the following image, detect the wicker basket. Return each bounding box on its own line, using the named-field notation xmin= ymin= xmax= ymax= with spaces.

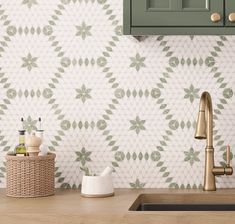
xmin=6 ymin=153 xmax=56 ymax=198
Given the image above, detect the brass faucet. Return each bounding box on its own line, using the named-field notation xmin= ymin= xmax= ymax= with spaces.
xmin=195 ymin=91 xmax=233 ymax=191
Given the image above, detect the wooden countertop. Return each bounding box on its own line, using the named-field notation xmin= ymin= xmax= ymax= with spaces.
xmin=1 ymin=188 xmax=235 ymax=224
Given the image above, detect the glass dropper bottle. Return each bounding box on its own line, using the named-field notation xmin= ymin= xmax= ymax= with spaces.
xmin=36 ymin=117 xmax=48 ymax=156
xmin=14 ymin=118 xmax=27 ymax=156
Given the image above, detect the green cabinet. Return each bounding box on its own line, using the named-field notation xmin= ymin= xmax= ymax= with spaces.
xmin=124 ymin=0 xmax=235 ymax=35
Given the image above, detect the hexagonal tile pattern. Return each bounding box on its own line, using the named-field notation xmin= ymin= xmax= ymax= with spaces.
xmin=55 ymin=127 xmax=114 ymax=188
xmin=0 ymin=33 xmax=60 ymax=91
xmin=52 ymin=60 xmax=115 ymax=121
xmin=161 ymin=62 xmax=228 ymax=124
xmin=0 ymin=0 xmax=234 ymax=189
xmin=52 ymin=1 xmax=117 ymax=58
xmin=106 ymin=36 xmax=170 ymax=89
xmin=1 ymin=0 xmax=59 ymax=26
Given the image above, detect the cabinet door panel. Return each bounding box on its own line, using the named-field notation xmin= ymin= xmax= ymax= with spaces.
xmin=132 ymin=0 xmax=223 ymax=26
xmin=182 ymin=0 xmax=208 ymax=10
xmin=226 ymin=0 xmax=235 ymax=26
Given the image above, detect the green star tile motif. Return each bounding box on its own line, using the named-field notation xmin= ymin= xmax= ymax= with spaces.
xmin=22 ymin=0 xmax=38 ymax=9
xmin=184 ymin=84 xmax=200 ymax=103
xmin=80 ymin=166 xmax=92 ymax=176
xmin=129 ymin=116 xmax=146 ymax=135
xmin=75 ymin=22 xmax=92 ymax=40
xmin=75 ymin=147 xmax=92 ymax=166
xmin=75 ymin=84 xmax=92 ymax=103
xmin=129 ymin=53 xmax=146 ymax=72
xmin=129 ymin=178 xmax=146 ymax=188
xmin=21 ymin=53 xmax=38 ymax=72
xmin=184 ymin=147 xmax=200 ymax=166
xmin=23 ymin=116 xmax=37 ymax=134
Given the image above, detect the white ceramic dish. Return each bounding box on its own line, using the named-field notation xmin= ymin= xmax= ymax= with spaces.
xmin=81 ymin=175 xmax=114 ymax=198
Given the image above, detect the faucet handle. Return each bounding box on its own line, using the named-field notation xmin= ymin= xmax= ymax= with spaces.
xmin=226 ymin=145 xmax=231 ymax=167
xmin=224 ymin=145 xmax=233 ymax=175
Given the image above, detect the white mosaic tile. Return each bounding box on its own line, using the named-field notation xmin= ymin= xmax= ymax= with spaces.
xmin=0 ymin=0 xmax=234 ymax=189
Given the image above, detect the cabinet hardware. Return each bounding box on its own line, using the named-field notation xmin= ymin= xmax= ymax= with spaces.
xmin=229 ymin=13 xmax=235 ymax=22
xmin=211 ymin=12 xmax=221 ymax=23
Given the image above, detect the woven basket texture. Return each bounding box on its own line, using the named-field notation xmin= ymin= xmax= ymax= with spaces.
xmin=6 ymin=153 xmax=56 ymax=198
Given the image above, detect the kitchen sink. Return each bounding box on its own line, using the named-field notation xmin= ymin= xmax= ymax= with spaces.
xmin=129 ymin=193 xmax=235 ymax=211
xmin=136 ymin=203 xmax=235 ymax=211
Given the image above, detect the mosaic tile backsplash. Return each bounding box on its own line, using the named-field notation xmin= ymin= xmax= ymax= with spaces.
xmin=0 ymin=0 xmax=234 ymax=189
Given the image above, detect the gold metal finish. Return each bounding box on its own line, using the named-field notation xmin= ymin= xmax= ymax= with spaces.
xmin=229 ymin=13 xmax=235 ymax=22
xmin=211 ymin=13 xmax=221 ymax=23
xmin=195 ymin=92 xmax=233 ymax=191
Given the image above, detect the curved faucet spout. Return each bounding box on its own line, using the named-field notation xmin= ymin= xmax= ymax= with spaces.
xmin=194 ymin=91 xmax=233 ymax=191
xmin=195 ymin=91 xmax=213 ymax=148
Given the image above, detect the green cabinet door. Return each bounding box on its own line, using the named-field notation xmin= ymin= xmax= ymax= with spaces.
xmin=132 ymin=0 xmax=223 ymax=27
xmin=226 ymin=0 xmax=235 ymax=26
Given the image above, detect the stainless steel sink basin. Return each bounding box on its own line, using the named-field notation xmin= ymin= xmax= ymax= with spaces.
xmin=136 ymin=203 xmax=235 ymax=211
xmin=129 ymin=193 xmax=235 ymax=211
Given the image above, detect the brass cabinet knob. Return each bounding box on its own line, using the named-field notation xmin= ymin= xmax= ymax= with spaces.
xmin=211 ymin=12 xmax=221 ymax=23
xmin=229 ymin=13 xmax=235 ymax=22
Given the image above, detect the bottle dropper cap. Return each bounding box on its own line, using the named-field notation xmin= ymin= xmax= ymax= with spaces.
xmin=37 ymin=117 xmax=43 ymax=131
xmin=20 ymin=117 xmax=25 ymax=131
xmin=18 ymin=130 xmax=25 ymax=135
